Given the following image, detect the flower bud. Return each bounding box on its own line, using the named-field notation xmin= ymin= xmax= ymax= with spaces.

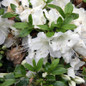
xmin=74 ymin=76 xmax=85 ymax=84
xmin=69 ymin=80 xmax=76 ymax=86
xmin=42 ymin=72 xmax=48 ymax=78
xmin=62 ymin=74 xmax=71 ymax=81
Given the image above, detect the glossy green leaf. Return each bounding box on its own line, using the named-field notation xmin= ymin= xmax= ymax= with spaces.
xmin=61 ymin=24 xmax=77 ymax=31
xmin=28 ymin=14 xmax=33 ymax=25
xmin=24 ymin=63 xmax=34 ymax=71
xmin=0 ymin=9 xmax=4 ymax=15
xmin=46 ymin=75 xmax=55 ymax=81
xmin=47 ymin=0 xmax=53 ymax=3
xmin=14 ymin=65 xmax=26 ymax=78
xmin=32 ymin=59 xmax=36 ymax=68
xmin=46 ymin=32 xmax=54 ymax=37
xmin=65 ymin=2 xmax=73 ymax=14
xmin=49 ymin=59 xmax=59 ymax=71
xmin=1 ymin=79 xmax=15 ymax=86
xmin=52 ymin=67 xmax=67 ymax=75
xmin=36 ymin=58 xmax=43 ymax=71
xmin=2 ymin=12 xmax=17 ymax=18
xmin=63 ymin=13 xmax=79 ymax=24
xmin=19 ymin=28 xmax=32 ymax=37
xmin=15 ymin=77 xmax=29 ymax=86
xmin=38 ymin=25 xmax=49 ymax=31
xmin=13 ymin=22 xmax=28 ymax=29
xmin=53 ymin=81 xmax=67 ymax=86
xmin=48 ymin=4 xmax=65 ymax=18
xmin=10 ymin=4 xmax=16 ymax=11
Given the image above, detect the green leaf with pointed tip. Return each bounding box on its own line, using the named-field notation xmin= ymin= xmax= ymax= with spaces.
xmin=32 ymin=59 xmax=36 ymax=68
xmin=36 ymin=58 xmax=43 ymax=71
xmin=53 ymin=81 xmax=67 ymax=86
xmin=46 ymin=32 xmax=54 ymax=37
xmin=48 ymin=59 xmax=59 ymax=72
xmin=57 ymin=17 xmax=63 ymax=28
xmin=19 ymin=28 xmax=32 ymax=37
xmin=13 ymin=22 xmax=29 ymax=29
xmin=14 ymin=65 xmax=26 ymax=78
xmin=1 ymin=79 xmax=15 ymax=86
xmin=61 ymin=24 xmax=77 ymax=31
xmin=10 ymin=4 xmax=16 ymax=11
xmin=28 ymin=14 xmax=33 ymax=25
xmin=47 ymin=0 xmax=53 ymax=3
xmin=65 ymin=2 xmax=73 ymax=14
xmin=48 ymin=4 xmax=65 ymax=18
xmin=2 ymin=12 xmax=17 ymax=18
xmin=0 ymin=9 xmax=4 ymax=15
xmin=63 ymin=13 xmax=79 ymax=24
xmin=38 ymin=25 xmax=49 ymax=31
xmin=52 ymin=67 xmax=67 ymax=75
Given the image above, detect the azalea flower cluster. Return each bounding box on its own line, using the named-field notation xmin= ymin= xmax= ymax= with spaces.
xmin=0 ymin=0 xmax=86 ymax=86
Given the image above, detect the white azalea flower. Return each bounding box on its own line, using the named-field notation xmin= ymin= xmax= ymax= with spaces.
xmin=32 ymin=7 xmax=46 ymax=27
xmin=73 ymin=7 xmax=86 ymax=27
xmin=1 ymin=0 xmax=19 ymax=7
xmin=70 ymin=57 xmax=85 ymax=70
xmin=74 ymin=76 xmax=85 ymax=84
xmin=26 ymin=32 xmax=62 ymax=65
xmin=50 ymin=0 xmax=70 ymax=9
xmin=42 ymin=72 xmax=48 ymax=78
xmin=69 ymin=80 xmax=76 ymax=86
xmin=19 ymin=7 xmax=46 ymax=26
xmin=19 ymin=8 xmax=31 ymax=22
xmin=49 ymin=31 xmax=80 ymax=53
xmin=67 ymin=67 xmax=75 ymax=78
xmin=19 ymin=0 xmax=29 ymax=9
xmin=43 ymin=9 xmax=59 ymax=26
xmin=62 ymin=74 xmax=71 ymax=81
xmin=0 ymin=16 xmax=14 ymax=45
xmin=49 ymin=31 xmax=80 ymax=63
xmin=74 ymin=40 xmax=86 ymax=57
xmin=30 ymin=0 xmax=46 ymax=8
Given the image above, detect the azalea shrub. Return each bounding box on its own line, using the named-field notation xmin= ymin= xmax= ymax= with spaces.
xmin=0 ymin=0 xmax=86 ymax=86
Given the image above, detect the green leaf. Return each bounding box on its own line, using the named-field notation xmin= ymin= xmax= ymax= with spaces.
xmin=10 ymin=4 xmax=16 ymax=11
xmin=46 ymin=75 xmax=55 ymax=81
xmin=38 ymin=25 xmax=49 ymax=31
xmin=46 ymin=32 xmax=54 ymax=37
xmin=2 ymin=12 xmax=17 ymax=18
xmin=0 ymin=9 xmax=4 ymax=15
xmin=24 ymin=63 xmax=35 ymax=71
xmin=52 ymin=67 xmax=67 ymax=75
xmin=0 ymin=63 xmax=2 ymax=67
xmin=1 ymin=79 xmax=15 ymax=86
xmin=28 ymin=14 xmax=33 ymax=25
xmin=63 ymin=13 xmax=79 ymax=24
xmin=14 ymin=65 xmax=26 ymax=78
xmin=49 ymin=59 xmax=59 ymax=71
xmin=65 ymin=2 xmax=73 ymax=14
xmin=13 ymin=22 xmax=29 ymax=29
xmin=32 ymin=59 xmax=36 ymax=68
xmin=83 ymin=0 xmax=86 ymax=3
xmin=0 ymin=55 xmax=3 ymax=60
xmin=48 ymin=4 xmax=65 ymax=18
xmin=19 ymin=28 xmax=32 ymax=37
xmin=57 ymin=17 xmax=63 ymax=28
xmin=4 ymin=73 xmax=15 ymax=79
xmin=53 ymin=81 xmax=67 ymax=86
xmin=36 ymin=58 xmax=43 ymax=71
xmin=61 ymin=24 xmax=77 ymax=32
xmin=15 ymin=77 xmax=29 ymax=86
xmin=46 ymin=0 xmax=53 ymax=3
